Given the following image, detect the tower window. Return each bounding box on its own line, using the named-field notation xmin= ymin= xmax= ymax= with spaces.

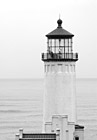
xmin=51 ymin=65 xmax=55 ymax=72
xmin=65 ymin=65 xmax=69 ymax=72
xmin=47 ymin=65 xmax=50 ymax=72
xmin=74 ymin=136 xmax=79 ymax=140
xmin=44 ymin=65 xmax=46 ymax=72
xmin=58 ymin=64 xmax=62 ymax=72
xmin=70 ymin=65 xmax=72 ymax=72
xmin=73 ymin=65 xmax=75 ymax=72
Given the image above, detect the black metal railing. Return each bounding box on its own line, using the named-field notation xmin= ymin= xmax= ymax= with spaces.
xmin=42 ymin=53 xmax=78 ymax=61
xmin=20 ymin=139 xmax=56 ymax=140
xmin=23 ymin=133 xmax=56 ymax=139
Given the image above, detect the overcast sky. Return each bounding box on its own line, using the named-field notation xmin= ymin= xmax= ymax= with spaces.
xmin=0 ymin=0 xmax=97 ymax=79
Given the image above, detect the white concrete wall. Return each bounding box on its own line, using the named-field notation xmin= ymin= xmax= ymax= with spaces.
xmin=43 ymin=61 xmax=77 ymax=130
xmin=44 ymin=122 xmax=52 ymax=133
xmin=68 ymin=122 xmax=75 ymax=140
xmin=44 ymin=115 xmax=76 ymax=140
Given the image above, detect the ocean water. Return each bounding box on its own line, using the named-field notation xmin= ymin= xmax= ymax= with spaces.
xmin=0 ymin=79 xmax=97 ymax=140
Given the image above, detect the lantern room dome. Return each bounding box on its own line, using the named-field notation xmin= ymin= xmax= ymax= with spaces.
xmin=46 ymin=18 xmax=74 ymax=39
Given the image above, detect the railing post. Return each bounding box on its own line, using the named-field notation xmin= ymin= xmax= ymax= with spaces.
xmin=19 ymin=128 xmax=23 ymax=138
xmin=56 ymin=128 xmax=60 ymax=140
xmin=66 ymin=130 xmax=69 ymax=140
xmin=15 ymin=133 xmax=19 ymax=140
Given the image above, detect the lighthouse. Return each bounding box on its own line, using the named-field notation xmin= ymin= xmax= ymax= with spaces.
xmin=42 ymin=18 xmax=78 ymax=129
xmin=15 ymin=18 xmax=84 ymax=140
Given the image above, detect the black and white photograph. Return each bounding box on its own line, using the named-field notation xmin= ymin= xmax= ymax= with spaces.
xmin=0 ymin=0 xmax=97 ymax=140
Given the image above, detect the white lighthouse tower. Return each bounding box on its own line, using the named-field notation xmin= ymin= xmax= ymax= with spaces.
xmin=15 ymin=18 xmax=84 ymax=140
xmin=42 ymin=18 xmax=78 ymax=130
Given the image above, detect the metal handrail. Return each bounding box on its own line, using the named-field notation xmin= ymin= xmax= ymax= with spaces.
xmin=42 ymin=53 xmax=78 ymax=60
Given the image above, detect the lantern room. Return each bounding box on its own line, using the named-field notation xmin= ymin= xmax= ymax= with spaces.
xmin=42 ymin=19 xmax=78 ymax=61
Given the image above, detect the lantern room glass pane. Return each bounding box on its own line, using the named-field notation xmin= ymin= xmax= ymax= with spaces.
xmin=65 ymin=47 xmax=69 ymax=53
xmin=68 ymin=39 xmax=72 ymax=53
xmin=52 ymin=39 xmax=55 ymax=47
xmin=49 ymin=39 xmax=52 ymax=47
xmin=65 ymin=39 xmax=68 ymax=47
xmin=52 ymin=47 xmax=54 ymax=53
xmin=59 ymin=47 xmax=64 ymax=53
xmin=69 ymin=39 xmax=72 ymax=46
xmin=60 ymin=39 xmax=64 ymax=46
xmin=56 ymin=47 xmax=59 ymax=53
xmin=69 ymin=47 xmax=72 ymax=53
xmin=56 ymin=39 xmax=59 ymax=47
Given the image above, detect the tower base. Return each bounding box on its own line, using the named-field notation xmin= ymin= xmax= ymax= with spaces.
xmin=15 ymin=115 xmax=84 ymax=140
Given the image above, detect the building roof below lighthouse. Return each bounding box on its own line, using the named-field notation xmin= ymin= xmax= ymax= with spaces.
xmin=46 ymin=19 xmax=74 ymax=38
